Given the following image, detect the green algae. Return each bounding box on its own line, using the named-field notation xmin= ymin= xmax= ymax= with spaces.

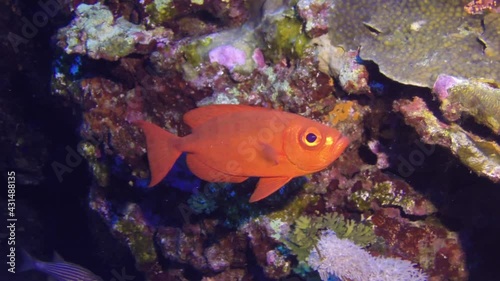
xmin=267 ymin=194 xmax=319 ymax=223
xmin=57 ymin=4 xmax=151 ymax=61
xmin=113 ymin=219 xmax=157 ymax=266
xmin=284 ymin=212 xmax=376 ymax=262
xmin=261 ymin=8 xmax=310 ymax=61
xmin=446 ymin=81 xmax=500 ymax=134
xmin=450 ymin=124 xmax=500 ymax=182
xmin=146 ymin=0 xmax=177 ymax=25
xmin=182 ymin=37 xmax=213 ymax=66
xmin=350 ymin=181 xmax=417 ymax=213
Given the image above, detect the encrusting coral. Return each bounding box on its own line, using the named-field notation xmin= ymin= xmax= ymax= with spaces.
xmin=434 ymin=74 xmax=500 ymax=135
xmin=394 ymin=97 xmax=500 ymax=183
xmin=328 ymin=0 xmax=500 ymax=87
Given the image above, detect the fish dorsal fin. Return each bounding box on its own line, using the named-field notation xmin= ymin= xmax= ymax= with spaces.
xmin=53 ymin=252 xmax=65 ymax=262
xmin=183 ymin=104 xmax=271 ymax=128
xmin=249 ymin=176 xmax=291 ymax=202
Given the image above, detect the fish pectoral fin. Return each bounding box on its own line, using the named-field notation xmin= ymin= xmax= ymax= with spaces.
xmin=259 ymin=142 xmax=279 ymax=165
xmin=249 ymin=177 xmax=291 ymax=203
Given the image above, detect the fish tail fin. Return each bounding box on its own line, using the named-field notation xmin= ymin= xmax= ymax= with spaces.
xmin=19 ymin=248 xmax=36 ymax=272
xmin=135 ymin=120 xmax=182 ymax=187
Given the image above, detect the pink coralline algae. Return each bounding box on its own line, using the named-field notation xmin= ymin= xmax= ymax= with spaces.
xmin=297 ymin=0 xmax=334 ymax=37
xmin=209 ymin=45 xmax=247 ymax=71
xmin=252 ymin=48 xmax=266 ymax=69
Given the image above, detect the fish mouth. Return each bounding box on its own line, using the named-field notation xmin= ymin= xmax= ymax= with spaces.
xmin=332 ymin=135 xmax=350 ymax=157
xmin=299 ymin=134 xmax=350 ymax=173
xmin=324 ymin=134 xmax=349 ymax=165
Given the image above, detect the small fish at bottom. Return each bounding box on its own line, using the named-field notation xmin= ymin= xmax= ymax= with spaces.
xmin=20 ymin=249 xmax=103 ymax=281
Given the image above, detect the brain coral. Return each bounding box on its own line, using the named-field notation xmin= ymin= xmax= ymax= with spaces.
xmin=328 ymin=0 xmax=500 ymax=87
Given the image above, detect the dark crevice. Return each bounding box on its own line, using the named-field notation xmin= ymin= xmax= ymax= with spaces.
xmin=362 ymin=22 xmax=382 ymax=35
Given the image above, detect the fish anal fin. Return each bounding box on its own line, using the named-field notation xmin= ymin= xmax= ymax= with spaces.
xmin=183 ymin=104 xmax=271 ymax=128
xmin=135 ymin=121 xmax=182 ymax=187
xmin=186 ymin=155 xmax=248 ymax=183
xmin=249 ymin=177 xmax=291 ymax=202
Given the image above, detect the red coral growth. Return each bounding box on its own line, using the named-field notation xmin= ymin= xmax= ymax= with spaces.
xmin=465 ymin=0 xmax=499 ymax=14
xmin=372 ymin=209 xmax=468 ymax=280
xmin=77 ymin=78 xmax=146 ymax=166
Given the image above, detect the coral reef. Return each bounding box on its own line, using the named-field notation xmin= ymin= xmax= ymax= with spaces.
xmin=283 ymin=212 xmax=376 ymax=263
xmin=57 ymin=3 xmax=172 ymax=61
xmin=328 ymin=0 xmax=500 ymax=87
xmin=465 ymin=0 xmax=500 ymax=14
xmin=394 ymin=97 xmax=500 ymax=183
xmin=433 ymin=74 xmax=500 ymax=134
xmin=297 ymin=0 xmax=334 ymax=38
xmin=314 ymin=35 xmax=371 ymax=95
xmin=41 ymin=0 xmax=500 ymax=280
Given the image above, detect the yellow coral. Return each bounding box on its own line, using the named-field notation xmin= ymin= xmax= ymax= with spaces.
xmin=328 ymin=101 xmax=360 ymax=125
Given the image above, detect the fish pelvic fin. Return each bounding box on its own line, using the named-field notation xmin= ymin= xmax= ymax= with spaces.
xmin=249 ymin=176 xmax=291 ymax=202
xmin=135 ymin=121 xmax=182 ymax=187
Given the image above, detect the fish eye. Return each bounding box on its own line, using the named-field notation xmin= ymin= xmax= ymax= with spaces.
xmin=306 ymin=133 xmax=317 ymax=143
xmin=301 ymin=127 xmax=322 ymax=147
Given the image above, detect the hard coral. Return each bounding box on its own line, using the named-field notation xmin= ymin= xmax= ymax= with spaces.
xmin=328 ymin=0 xmax=500 ymax=87
xmin=394 ymin=97 xmax=500 ymax=183
xmin=433 ymin=74 xmax=500 ymax=134
xmin=57 ymin=3 xmax=170 ymax=61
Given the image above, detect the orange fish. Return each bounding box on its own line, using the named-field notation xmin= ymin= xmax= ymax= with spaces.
xmin=136 ymin=105 xmax=349 ymax=202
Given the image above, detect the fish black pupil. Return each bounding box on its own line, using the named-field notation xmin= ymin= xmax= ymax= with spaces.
xmin=306 ymin=133 xmax=317 ymax=143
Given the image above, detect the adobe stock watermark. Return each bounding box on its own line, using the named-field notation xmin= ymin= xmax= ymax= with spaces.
xmin=51 ymin=135 xmax=100 ymax=183
xmin=7 ymin=0 xmax=67 ymax=53
xmin=397 ymin=140 xmax=435 ymax=178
